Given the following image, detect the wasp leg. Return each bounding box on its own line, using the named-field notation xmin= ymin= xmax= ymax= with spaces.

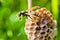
xmin=28 ymin=6 xmax=40 ymax=11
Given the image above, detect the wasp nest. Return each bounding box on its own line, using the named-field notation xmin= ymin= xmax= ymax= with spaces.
xmin=24 ymin=6 xmax=57 ymax=40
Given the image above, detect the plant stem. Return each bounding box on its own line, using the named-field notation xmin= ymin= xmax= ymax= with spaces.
xmin=28 ymin=0 xmax=32 ymax=9
xmin=51 ymin=0 xmax=59 ymax=20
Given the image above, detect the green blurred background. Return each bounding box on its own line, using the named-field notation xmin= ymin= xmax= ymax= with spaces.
xmin=0 ymin=0 xmax=60 ymax=40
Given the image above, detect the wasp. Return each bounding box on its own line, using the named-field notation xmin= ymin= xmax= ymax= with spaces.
xmin=18 ymin=10 xmax=32 ymax=20
xmin=18 ymin=6 xmax=40 ymax=20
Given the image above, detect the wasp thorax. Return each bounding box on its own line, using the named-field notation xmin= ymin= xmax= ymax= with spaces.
xmin=24 ymin=6 xmax=57 ymax=40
